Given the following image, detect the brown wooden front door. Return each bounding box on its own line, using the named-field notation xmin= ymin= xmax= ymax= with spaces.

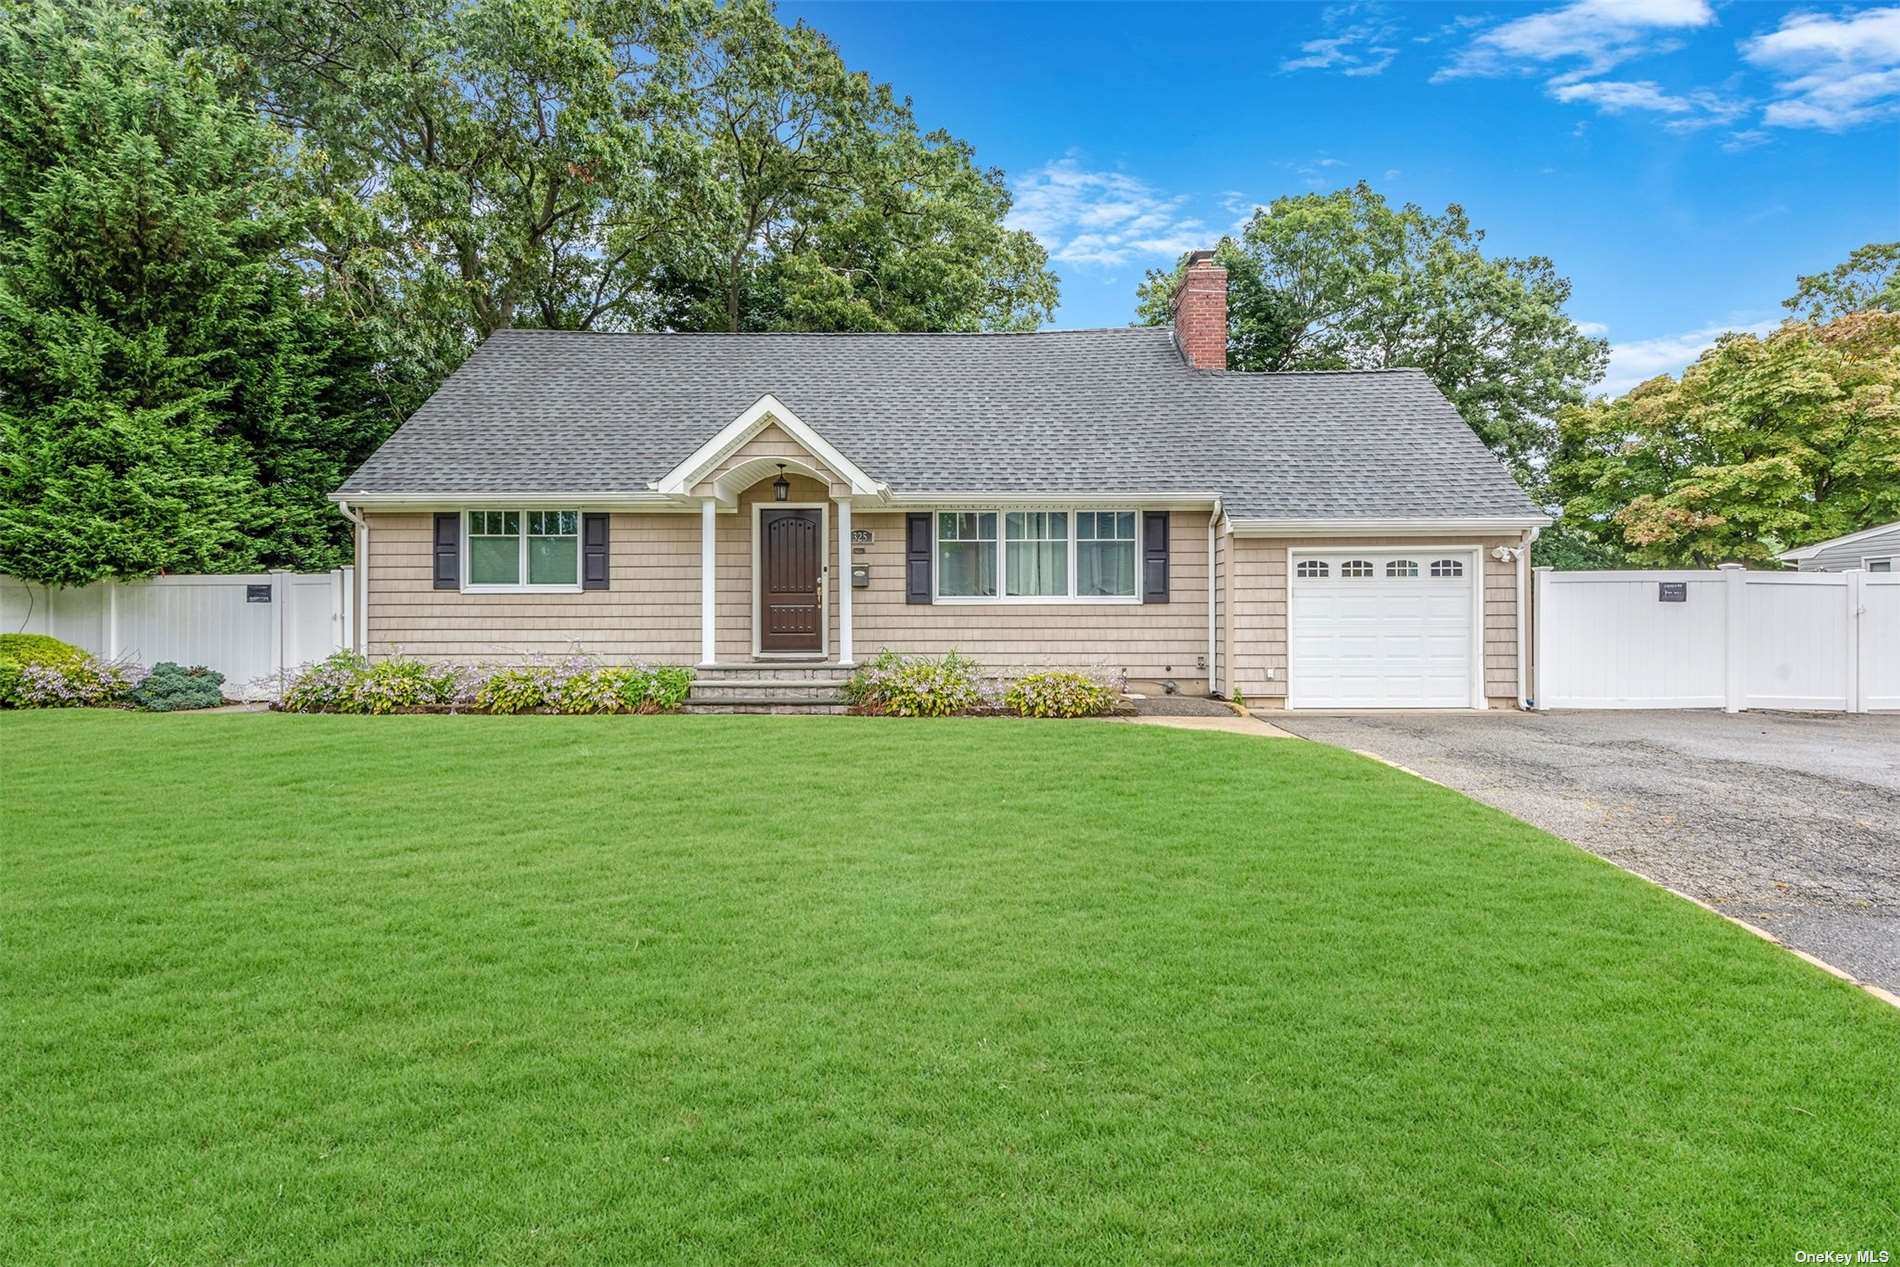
xmin=759 ymin=508 xmax=824 ymax=652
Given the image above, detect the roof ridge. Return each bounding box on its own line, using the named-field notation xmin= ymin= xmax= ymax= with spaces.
xmin=487 ymin=326 xmax=1167 ymax=339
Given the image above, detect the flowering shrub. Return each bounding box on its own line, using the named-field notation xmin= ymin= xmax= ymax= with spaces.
xmin=281 ymin=652 xmax=371 ymax=713
xmin=280 ymin=651 xmax=693 ymax=715
xmin=127 ymin=662 xmax=226 ymax=712
xmin=1004 ymin=670 xmax=1121 ymax=718
xmin=841 ymin=649 xmax=990 ymax=717
xmin=0 ymin=634 xmax=144 ymax=708
xmin=475 ymin=667 xmax=549 ymax=715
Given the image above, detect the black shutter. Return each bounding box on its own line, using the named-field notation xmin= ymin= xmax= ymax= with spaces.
xmin=581 ymin=513 xmax=610 ymax=590
xmin=432 ymin=513 xmax=460 ymax=590
xmin=906 ymin=513 xmax=932 ymax=604
xmin=1142 ymin=511 xmax=1170 ymax=603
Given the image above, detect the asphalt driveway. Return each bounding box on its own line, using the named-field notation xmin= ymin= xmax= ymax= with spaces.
xmin=1272 ymin=710 xmax=1900 ymax=995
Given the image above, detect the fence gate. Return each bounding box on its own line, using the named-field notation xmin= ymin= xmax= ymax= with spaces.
xmin=1 ymin=569 xmax=354 ymax=701
xmin=1533 ymin=565 xmax=1896 ymax=713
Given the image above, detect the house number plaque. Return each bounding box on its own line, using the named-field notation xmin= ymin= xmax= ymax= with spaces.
xmin=850 ymin=529 xmax=873 ymax=545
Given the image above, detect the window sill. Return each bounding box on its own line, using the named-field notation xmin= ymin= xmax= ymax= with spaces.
xmin=461 ymin=584 xmax=585 ymax=595
xmin=932 ymin=595 xmax=1143 ymax=605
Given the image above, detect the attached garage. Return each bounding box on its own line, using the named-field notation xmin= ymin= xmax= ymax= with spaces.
xmin=1287 ymin=548 xmax=1483 ymax=709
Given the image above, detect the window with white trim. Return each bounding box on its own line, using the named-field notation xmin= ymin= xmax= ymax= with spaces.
xmin=1340 ymin=559 xmax=1374 ymax=578
xmin=937 ymin=512 xmax=998 ymax=598
xmin=1386 ymin=559 xmax=1419 ymax=578
xmin=1005 ymin=512 xmax=1068 ymax=597
xmin=1866 ymin=557 xmax=1893 ymax=573
xmin=1295 ymin=559 xmax=1329 ymax=579
xmin=1075 ymin=511 xmax=1137 ymax=597
xmin=466 ymin=510 xmax=580 ymax=589
xmin=1429 ymin=558 xmax=1464 ymax=578
xmin=933 ymin=508 xmax=1142 ymax=601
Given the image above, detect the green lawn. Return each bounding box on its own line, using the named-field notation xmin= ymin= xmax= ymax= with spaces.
xmin=3 ymin=712 xmax=1895 ymax=1264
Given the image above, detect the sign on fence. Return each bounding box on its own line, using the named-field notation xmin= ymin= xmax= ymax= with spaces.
xmin=0 ymin=569 xmax=355 ymax=701
xmin=1534 ymin=565 xmax=1897 ymax=713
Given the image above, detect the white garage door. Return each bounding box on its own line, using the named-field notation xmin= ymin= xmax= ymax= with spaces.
xmin=1289 ymin=551 xmax=1476 ymax=708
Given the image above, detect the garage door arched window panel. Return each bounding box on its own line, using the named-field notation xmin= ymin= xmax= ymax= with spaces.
xmin=1340 ymin=559 xmax=1375 ymax=579
xmin=1430 ymin=558 xmax=1464 ymax=578
xmin=1386 ymin=559 xmax=1419 ymax=578
xmin=1295 ymin=559 xmax=1329 ymax=579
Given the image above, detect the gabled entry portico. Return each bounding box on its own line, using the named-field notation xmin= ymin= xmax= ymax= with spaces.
xmin=651 ymin=394 xmax=882 ymax=669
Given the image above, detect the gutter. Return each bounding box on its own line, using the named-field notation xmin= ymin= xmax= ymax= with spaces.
xmin=1227 ymin=515 xmax=1553 ymax=538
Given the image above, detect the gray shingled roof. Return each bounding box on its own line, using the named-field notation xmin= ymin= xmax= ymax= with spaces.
xmin=337 ymin=327 xmax=1541 ymax=521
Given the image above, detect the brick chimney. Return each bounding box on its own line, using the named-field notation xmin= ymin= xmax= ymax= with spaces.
xmin=1170 ymin=249 xmax=1227 ymax=371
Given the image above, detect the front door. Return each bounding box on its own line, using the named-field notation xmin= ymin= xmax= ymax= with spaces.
xmin=759 ymin=508 xmax=824 ymax=652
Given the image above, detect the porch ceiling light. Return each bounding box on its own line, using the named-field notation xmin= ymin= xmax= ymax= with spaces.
xmin=772 ymin=464 xmax=790 ymax=502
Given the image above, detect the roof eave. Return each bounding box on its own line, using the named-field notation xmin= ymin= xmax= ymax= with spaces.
xmin=1227 ymin=514 xmax=1551 ymax=538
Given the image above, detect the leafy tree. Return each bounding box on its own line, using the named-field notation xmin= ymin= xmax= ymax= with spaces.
xmin=1785 ymin=242 xmax=1900 ymax=323
xmin=1136 ymin=183 xmax=1606 ymax=480
xmin=1547 ymin=313 xmax=1900 ymax=566
xmin=654 ymin=0 xmax=1055 ymax=332
xmin=178 ymin=0 xmax=1056 ymax=342
xmin=1529 ymin=520 xmax=1629 ymax=570
xmin=0 ymin=2 xmax=398 ymax=584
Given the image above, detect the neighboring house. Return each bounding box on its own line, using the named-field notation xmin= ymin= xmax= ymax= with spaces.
xmin=333 ymin=253 xmax=1548 ymax=709
xmin=1777 ymin=521 xmax=1900 ymax=574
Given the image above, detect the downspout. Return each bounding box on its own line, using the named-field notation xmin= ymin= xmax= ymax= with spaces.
xmin=1206 ymin=510 xmax=1218 ymax=695
xmin=337 ymin=500 xmax=368 ymax=655
xmin=1517 ymin=525 xmax=1540 ymax=710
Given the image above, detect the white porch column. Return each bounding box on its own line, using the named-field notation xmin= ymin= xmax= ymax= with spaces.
xmin=836 ymin=496 xmax=855 ymax=666
xmin=699 ymin=497 xmax=717 ymax=667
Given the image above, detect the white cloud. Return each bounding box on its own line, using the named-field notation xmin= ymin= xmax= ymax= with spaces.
xmin=1595 ymin=316 xmax=1779 ymax=397
xmin=1283 ymin=3 xmax=1401 ymax=76
xmin=1007 ymin=160 xmax=1209 ymax=268
xmin=1744 ymin=7 xmax=1900 ymax=129
xmin=1436 ymin=0 xmax=1714 ymax=83
xmin=1721 ymin=128 xmax=1771 ymax=152
xmin=1548 ymin=78 xmax=1745 ymax=126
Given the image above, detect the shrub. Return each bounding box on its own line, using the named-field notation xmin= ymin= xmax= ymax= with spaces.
xmin=0 ymin=633 xmax=92 ymax=674
xmin=842 ymin=649 xmax=988 ymax=717
xmin=640 ymin=665 xmax=695 ymax=713
xmin=282 ymin=653 xmax=466 ymax=714
xmin=356 ymin=657 xmax=461 ymax=714
xmin=282 ymin=652 xmax=371 ymax=713
xmin=474 ymin=667 xmax=550 ymax=715
xmin=278 ymin=653 xmax=693 ymax=715
xmin=128 ymin=662 xmax=226 ymax=712
xmin=0 ymin=634 xmax=143 ymax=708
xmin=1004 ymin=670 xmax=1121 ymax=718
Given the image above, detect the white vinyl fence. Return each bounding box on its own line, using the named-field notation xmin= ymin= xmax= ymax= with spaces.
xmin=1534 ymin=565 xmax=1898 ymax=713
xmin=1 ymin=570 xmax=355 ymax=700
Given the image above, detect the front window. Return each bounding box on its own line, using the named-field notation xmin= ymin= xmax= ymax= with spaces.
xmin=466 ymin=510 xmax=579 ymax=589
xmin=1005 ymin=512 xmax=1068 ymax=597
xmin=937 ymin=512 xmax=998 ymax=597
xmin=1075 ymin=511 xmax=1137 ymax=597
xmin=1867 ymin=557 xmax=1893 ymax=573
xmin=933 ymin=508 xmax=1143 ymax=600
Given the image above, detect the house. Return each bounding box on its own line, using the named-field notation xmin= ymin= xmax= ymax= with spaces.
xmin=333 ymin=252 xmax=1548 ymax=709
xmin=1776 ymin=521 xmax=1900 ymax=573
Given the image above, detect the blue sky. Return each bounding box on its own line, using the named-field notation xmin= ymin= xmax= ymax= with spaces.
xmin=779 ymin=0 xmax=1899 ymax=394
